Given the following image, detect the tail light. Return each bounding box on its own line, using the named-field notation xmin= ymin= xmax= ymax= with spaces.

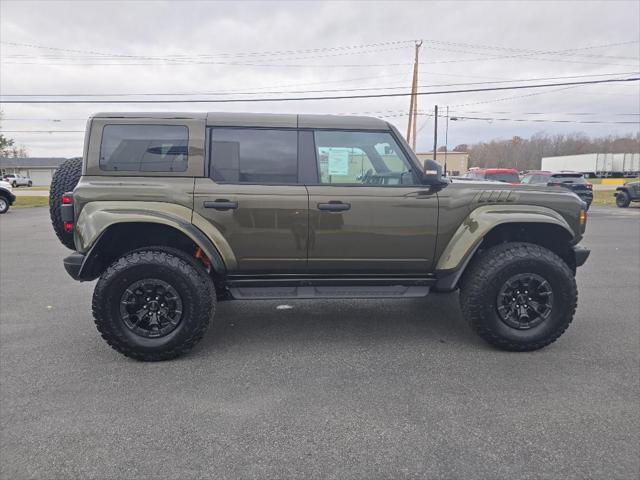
xmin=586 ymin=183 xmax=593 ymax=190
xmin=60 ymin=192 xmax=75 ymax=233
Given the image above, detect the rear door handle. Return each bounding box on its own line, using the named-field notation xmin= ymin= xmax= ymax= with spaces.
xmin=203 ymin=199 xmax=238 ymax=211
xmin=318 ymin=201 xmax=350 ymax=212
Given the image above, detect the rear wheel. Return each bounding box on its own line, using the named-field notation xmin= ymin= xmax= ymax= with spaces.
xmin=460 ymin=242 xmax=577 ymax=351
xmin=49 ymin=158 xmax=82 ymax=249
xmin=92 ymin=249 xmax=215 ymax=361
xmin=616 ymin=191 xmax=631 ymax=208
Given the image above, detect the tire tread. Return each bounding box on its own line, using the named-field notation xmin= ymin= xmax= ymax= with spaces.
xmin=49 ymin=158 xmax=82 ymax=249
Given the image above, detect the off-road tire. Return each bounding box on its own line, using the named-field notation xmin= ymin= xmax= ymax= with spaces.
xmin=49 ymin=157 xmax=82 ymax=250
xmin=92 ymin=249 xmax=215 ymax=361
xmin=460 ymin=242 xmax=577 ymax=352
xmin=616 ymin=190 xmax=631 ymax=208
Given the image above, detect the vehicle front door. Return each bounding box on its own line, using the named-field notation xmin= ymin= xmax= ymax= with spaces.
xmin=194 ymin=127 xmax=309 ymax=274
xmin=304 ymin=129 xmax=438 ymax=274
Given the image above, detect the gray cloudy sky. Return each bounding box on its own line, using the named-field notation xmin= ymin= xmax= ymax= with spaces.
xmin=1 ymin=0 xmax=639 ymax=157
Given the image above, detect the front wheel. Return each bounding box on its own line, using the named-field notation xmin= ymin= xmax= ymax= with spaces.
xmin=460 ymin=242 xmax=577 ymax=351
xmin=92 ymin=249 xmax=215 ymax=361
xmin=616 ymin=191 xmax=631 ymax=208
xmin=27 ymin=181 xmax=32 ymax=187
xmin=12 ymin=181 xmax=17 ymax=187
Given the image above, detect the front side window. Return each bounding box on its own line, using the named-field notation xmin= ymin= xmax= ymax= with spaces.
xmin=100 ymin=124 xmax=189 ymax=172
xmin=209 ymin=128 xmax=298 ymax=184
xmin=313 ymin=131 xmax=417 ymax=185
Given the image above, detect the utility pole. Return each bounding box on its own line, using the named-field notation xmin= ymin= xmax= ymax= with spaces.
xmin=406 ymin=40 xmax=422 ymax=150
xmin=444 ymin=105 xmax=449 ymax=176
xmin=432 ymin=104 xmax=438 ymax=166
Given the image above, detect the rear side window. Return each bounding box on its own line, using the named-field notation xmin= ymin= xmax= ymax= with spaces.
xmin=209 ymin=128 xmax=298 ymax=183
xmin=100 ymin=124 xmax=189 ymax=172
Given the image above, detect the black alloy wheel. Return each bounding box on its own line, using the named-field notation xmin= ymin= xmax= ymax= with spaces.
xmin=119 ymin=278 xmax=183 ymax=338
xmin=496 ymin=273 xmax=554 ymax=330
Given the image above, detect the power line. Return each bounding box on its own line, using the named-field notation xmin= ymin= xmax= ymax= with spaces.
xmin=5 ymin=112 xmax=639 ymax=134
xmin=0 ymin=39 xmax=415 ymax=61
xmin=3 ymin=39 xmax=637 ymax=68
xmin=0 ymin=130 xmax=84 ymax=133
xmin=1 ymin=77 xmax=637 ymax=104
xmin=4 ymin=72 xmax=637 ymax=97
xmin=440 ymin=116 xmax=640 ymax=125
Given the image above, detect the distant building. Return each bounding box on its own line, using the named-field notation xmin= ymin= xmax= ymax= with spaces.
xmin=0 ymin=157 xmax=69 ymax=186
xmin=415 ymin=151 xmax=469 ymax=176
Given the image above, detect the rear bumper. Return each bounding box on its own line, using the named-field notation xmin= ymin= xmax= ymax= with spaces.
xmin=63 ymin=253 xmax=85 ymax=280
xmin=576 ymin=192 xmax=593 ymax=205
xmin=573 ymin=245 xmax=590 ymax=268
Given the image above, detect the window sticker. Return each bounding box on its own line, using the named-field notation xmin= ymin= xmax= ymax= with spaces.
xmin=327 ymin=148 xmax=350 ymax=176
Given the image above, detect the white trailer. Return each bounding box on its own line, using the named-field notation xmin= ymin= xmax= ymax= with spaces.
xmin=540 ymin=153 xmax=640 ymax=178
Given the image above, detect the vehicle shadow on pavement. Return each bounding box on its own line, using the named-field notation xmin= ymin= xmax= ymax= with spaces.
xmin=194 ymin=292 xmax=485 ymax=356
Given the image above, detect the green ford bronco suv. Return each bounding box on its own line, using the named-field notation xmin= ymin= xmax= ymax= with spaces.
xmin=50 ymin=112 xmax=590 ymax=361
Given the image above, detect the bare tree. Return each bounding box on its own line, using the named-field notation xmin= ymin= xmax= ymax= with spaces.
xmin=468 ymin=132 xmax=640 ymax=170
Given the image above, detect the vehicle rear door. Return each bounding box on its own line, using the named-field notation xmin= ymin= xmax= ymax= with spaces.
xmin=194 ymin=126 xmax=309 ymax=274
xmin=303 ymin=129 xmax=438 ymax=274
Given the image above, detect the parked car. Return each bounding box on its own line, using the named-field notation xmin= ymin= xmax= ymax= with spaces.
xmin=463 ymin=168 xmax=521 ymax=184
xmin=3 ymin=173 xmax=32 ymax=187
xmin=0 ymin=180 xmax=16 ymax=214
xmin=614 ymin=181 xmax=640 ymax=208
xmin=521 ymin=171 xmax=593 ymax=209
xmin=50 ymin=112 xmax=589 ymax=361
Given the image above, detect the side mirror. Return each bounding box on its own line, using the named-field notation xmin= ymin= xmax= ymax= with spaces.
xmin=422 ymin=159 xmax=443 ymax=184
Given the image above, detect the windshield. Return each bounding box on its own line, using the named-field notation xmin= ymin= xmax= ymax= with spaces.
xmin=550 ymin=174 xmax=586 ymax=184
xmin=485 ymin=172 xmax=520 ymax=183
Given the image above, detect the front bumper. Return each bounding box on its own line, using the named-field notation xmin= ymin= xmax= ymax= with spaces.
xmin=573 ymin=245 xmax=590 ymax=267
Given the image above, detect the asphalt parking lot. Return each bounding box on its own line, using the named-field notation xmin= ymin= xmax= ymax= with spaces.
xmin=1 ymin=206 xmax=639 ymax=480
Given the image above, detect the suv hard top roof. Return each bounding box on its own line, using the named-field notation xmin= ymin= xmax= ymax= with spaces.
xmin=91 ymin=112 xmax=390 ymax=130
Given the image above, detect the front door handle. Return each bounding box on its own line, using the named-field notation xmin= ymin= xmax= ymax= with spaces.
xmin=318 ymin=201 xmax=350 ymax=212
xmin=203 ymin=199 xmax=238 ymax=211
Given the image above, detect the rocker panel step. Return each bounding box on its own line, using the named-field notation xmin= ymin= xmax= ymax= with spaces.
xmin=228 ymin=285 xmax=430 ymax=300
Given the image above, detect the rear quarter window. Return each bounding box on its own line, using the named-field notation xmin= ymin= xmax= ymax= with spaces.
xmin=100 ymin=124 xmax=189 ymax=172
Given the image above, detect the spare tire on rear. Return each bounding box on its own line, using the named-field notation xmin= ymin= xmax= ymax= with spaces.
xmin=49 ymin=157 xmax=82 ymax=250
